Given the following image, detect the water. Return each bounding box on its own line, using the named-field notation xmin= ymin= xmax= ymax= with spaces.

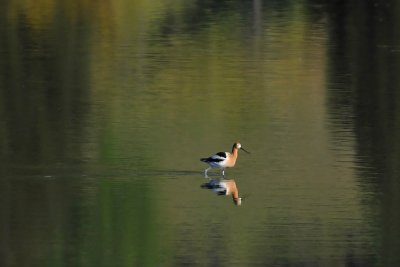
xmin=1 ymin=1 xmax=400 ymax=266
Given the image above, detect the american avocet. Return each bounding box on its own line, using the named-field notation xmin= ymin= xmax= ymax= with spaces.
xmin=200 ymin=142 xmax=250 ymax=178
xmin=201 ymin=179 xmax=242 ymax=206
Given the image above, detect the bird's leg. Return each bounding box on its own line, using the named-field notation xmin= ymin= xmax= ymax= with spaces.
xmin=204 ymin=167 xmax=211 ymax=178
xmin=222 ymin=169 xmax=225 ymax=177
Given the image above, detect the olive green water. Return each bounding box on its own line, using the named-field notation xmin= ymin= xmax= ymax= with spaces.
xmin=1 ymin=1 xmax=400 ymax=266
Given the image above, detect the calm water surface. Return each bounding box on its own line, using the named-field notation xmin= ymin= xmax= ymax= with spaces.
xmin=1 ymin=1 xmax=400 ymax=266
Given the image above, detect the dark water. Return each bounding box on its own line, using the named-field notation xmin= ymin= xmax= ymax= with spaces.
xmin=1 ymin=1 xmax=400 ymax=266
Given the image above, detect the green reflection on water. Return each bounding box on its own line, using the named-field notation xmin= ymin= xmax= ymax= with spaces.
xmin=1 ymin=0 xmax=400 ymax=266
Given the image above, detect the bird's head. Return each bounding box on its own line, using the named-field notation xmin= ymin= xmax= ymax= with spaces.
xmin=234 ymin=142 xmax=250 ymax=154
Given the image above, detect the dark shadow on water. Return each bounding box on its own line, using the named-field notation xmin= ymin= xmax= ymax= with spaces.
xmin=149 ymin=169 xmax=201 ymax=179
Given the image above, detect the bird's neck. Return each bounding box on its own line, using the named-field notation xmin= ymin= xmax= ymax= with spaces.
xmin=231 ymin=146 xmax=239 ymax=158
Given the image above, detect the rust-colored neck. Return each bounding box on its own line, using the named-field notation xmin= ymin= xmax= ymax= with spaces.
xmin=232 ymin=143 xmax=239 ymax=156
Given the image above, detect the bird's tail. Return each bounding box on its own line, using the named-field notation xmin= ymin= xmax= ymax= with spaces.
xmin=200 ymin=158 xmax=208 ymax=162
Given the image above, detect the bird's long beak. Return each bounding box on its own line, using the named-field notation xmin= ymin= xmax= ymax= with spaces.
xmin=241 ymin=147 xmax=250 ymax=154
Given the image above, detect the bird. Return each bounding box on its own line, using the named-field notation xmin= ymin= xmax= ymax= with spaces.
xmin=200 ymin=142 xmax=250 ymax=178
xmin=201 ymin=179 xmax=242 ymax=206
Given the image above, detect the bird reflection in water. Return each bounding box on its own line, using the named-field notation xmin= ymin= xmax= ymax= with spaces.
xmin=201 ymin=179 xmax=243 ymax=206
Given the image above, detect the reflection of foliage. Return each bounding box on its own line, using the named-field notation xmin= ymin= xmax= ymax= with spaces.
xmin=1 ymin=0 xmax=400 ymax=266
xmin=0 ymin=1 xmax=158 ymax=267
xmin=327 ymin=1 xmax=400 ymax=265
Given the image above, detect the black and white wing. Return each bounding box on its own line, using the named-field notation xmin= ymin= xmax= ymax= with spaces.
xmin=201 ymin=152 xmax=227 ymax=163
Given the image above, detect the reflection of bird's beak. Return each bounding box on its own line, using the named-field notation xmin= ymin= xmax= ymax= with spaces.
xmin=241 ymin=147 xmax=250 ymax=154
xmin=241 ymin=194 xmax=251 ymax=200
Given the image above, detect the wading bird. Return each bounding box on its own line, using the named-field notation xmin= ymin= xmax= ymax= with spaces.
xmin=200 ymin=142 xmax=250 ymax=178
